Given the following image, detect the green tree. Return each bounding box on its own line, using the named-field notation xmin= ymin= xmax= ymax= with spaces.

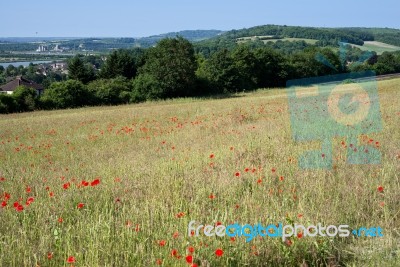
xmin=40 ymin=80 xmax=89 ymax=109
xmin=68 ymin=55 xmax=95 ymax=84
xmin=12 ymin=86 xmax=37 ymax=112
xmin=137 ymin=37 xmax=197 ymax=98
xmin=231 ymin=45 xmax=258 ymax=90
xmin=87 ymin=77 xmax=132 ymax=105
xmin=0 ymin=94 xmax=17 ymax=113
xmin=197 ymin=49 xmax=241 ymax=94
xmin=100 ymin=49 xmax=137 ymax=79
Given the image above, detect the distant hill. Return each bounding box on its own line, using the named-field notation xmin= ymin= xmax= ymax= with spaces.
xmin=194 ymin=25 xmax=400 ymax=55
xmin=134 ymin=30 xmax=223 ymax=47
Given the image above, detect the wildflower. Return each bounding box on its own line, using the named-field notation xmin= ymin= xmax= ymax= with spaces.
xmin=209 ymin=154 xmax=214 ymax=159
xmin=156 ymin=259 xmax=162 ymax=265
xmin=63 ymin=182 xmax=70 ymax=190
xmin=77 ymin=203 xmax=84 ymax=209
xmin=158 ymin=240 xmax=166 ymax=247
xmin=171 ymin=249 xmax=178 ymax=257
xmin=47 ymin=252 xmax=53 ymax=259
xmin=377 ymin=186 xmax=384 ymax=193
xmin=91 ymin=178 xmax=100 ymax=186
xmin=215 ymin=248 xmax=224 ymax=257
xmin=185 ymin=255 xmax=193 ymax=263
xmin=67 ymin=256 xmax=75 ymax=263
xmin=235 ymin=172 xmax=240 ymax=177
xmin=188 ymin=246 xmax=195 ymax=254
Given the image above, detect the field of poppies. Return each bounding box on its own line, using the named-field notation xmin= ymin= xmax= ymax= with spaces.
xmin=0 ymin=79 xmax=399 ymax=266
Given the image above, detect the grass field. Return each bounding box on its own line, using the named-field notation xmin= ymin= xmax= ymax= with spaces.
xmin=351 ymin=41 xmax=400 ymax=55
xmin=0 ymin=79 xmax=399 ymax=266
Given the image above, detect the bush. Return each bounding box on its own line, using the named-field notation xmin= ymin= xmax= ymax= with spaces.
xmin=132 ymin=73 xmax=163 ymax=101
xmin=0 ymin=94 xmax=17 ymax=113
xmin=87 ymin=77 xmax=132 ymax=105
xmin=40 ymin=80 xmax=89 ymax=109
xmin=12 ymin=86 xmax=37 ymax=112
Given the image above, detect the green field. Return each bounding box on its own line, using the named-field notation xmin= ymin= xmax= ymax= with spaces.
xmin=351 ymin=41 xmax=400 ymax=55
xmin=237 ymin=36 xmax=318 ymax=45
xmin=0 ymin=79 xmax=399 ymax=266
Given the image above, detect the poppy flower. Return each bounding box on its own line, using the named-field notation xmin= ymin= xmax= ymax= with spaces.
xmin=191 ymin=264 xmax=198 ymax=267
xmin=77 ymin=203 xmax=84 ymax=209
xmin=209 ymin=194 xmax=215 ymax=199
xmin=158 ymin=240 xmax=166 ymax=246
xmin=91 ymin=179 xmax=100 ymax=186
xmin=1 ymin=201 xmax=6 ymax=207
xmin=377 ymin=186 xmax=384 ymax=192
xmin=173 ymin=231 xmax=179 ymax=238
xmin=156 ymin=259 xmax=162 ymax=265
xmin=171 ymin=249 xmax=178 ymax=257
xmin=67 ymin=256 xmax=75 ymax=263
xmin=215 ymin=249 xmax=224 ymax=257
xmin=188 ymin=246 xmax=195 ymax=254
xmin=235 ymin=172 xmax=240 ymax=177
xmin=185 ymin=255 xmax=193 ymax=263
xmin=81 ymin=180 xmax=89 ymax=187
xmin=58 ymin=217 xmax=63 ymax=223
xmin=297 ymin=232 xmax=303 ymax=238
xmin=209 ymin=154 xmax=214 ymax=159
xmin=63 ymin=183 xmax=70 ymax=190
xmin=47 ymin=252 xmax=53 ymax=259
xmin=15 ymin=204 xmax=24 ymax=212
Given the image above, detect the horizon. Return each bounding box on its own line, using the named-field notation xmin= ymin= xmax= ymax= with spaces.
xmin=1 ymin=0 xmax=399 ymax=37
xmin=1 ymin=25 xmax=400 ymax=39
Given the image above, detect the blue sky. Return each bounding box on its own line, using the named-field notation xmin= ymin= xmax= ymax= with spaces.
xmin=1 ymin=0 xmax=399 ymax=37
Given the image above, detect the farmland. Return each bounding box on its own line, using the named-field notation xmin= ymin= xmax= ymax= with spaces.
xmin=0 ymin=78 xmax=399 ymax=266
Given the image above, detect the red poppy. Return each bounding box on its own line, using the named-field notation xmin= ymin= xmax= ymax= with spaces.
xmin=67 ymin=256 xmax=75 ymax=263
xmin=297 ymin=232 xmax=303 ymax=238
xmin=15 ymin=204 xmax=24 ymax=212
xmin=257 ymin=179 xmax=262 ymax=184
xmin=188 ymin=246 xmax=195 ymax=254
xmin=26 ymin=187 xmax=31 ymax=193
xmin=58 ymin=217 xmax=63 ymax=223
xmin=191 ymin=264 xmax=198 ymax=267
xmin=91 ymin=179 xmax=100 ymax=186
xmin=158 ymin=240 xmax=166 ymax=246
xmin=1 ymin=201 xmax=6 ymax=207
xmin=47 ymin=252 xmax=53 ymax=259
xmin=271 ymin=168 xmax=276 ymax=173
xmin=171 ymin=249 xmax=178 ymax=257
xmin=0 ymin=177 xmax=5 ymax=181
xmin=235 ymin=172 xmax=240 ymax=177
xmin=173 ymin=231 xmax=179 ymax=238
xmin=77 ymin=203 xmax=84 ymax=209
xmin=156 ymin=259 xmax=162 ymax=265
xmin=27 ymin=197 xmax=34 ymax=203
xmin=215 ymin=249 xmax=224 ymax=257
xmin=185 ymin=255 xmax=193 ymax=263
xmin=377 ymin=186 xmax=384 ymax=192
xmin=279 ymin=176 xmax=284 ymax=181
xmin=3 ymin=192 xmax=10 ymax=200
xmin=244 ymin=168 xmax=249 ymax=172
xmin=81 ymin=180 xmax=89 ymax=187
xmin=63 ymin=182 xmax=70 ymax=190
xmin=209 ymin=194 xmax=215 ymax=199
xmin=209 ymin=154 xmax=214 ymax=159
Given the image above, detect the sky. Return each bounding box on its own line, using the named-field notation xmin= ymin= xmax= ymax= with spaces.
xmin=1 ymin=0 xmax=399 ymax=37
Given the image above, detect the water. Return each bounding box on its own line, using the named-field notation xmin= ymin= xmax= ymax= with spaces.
xmin=0 ymin=60 xmax=53 ymax=68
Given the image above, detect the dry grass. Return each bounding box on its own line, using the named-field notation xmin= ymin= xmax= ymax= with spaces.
xmin=0 ymin=79 xmax=399 ymax=266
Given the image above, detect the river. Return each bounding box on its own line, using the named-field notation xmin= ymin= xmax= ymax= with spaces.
xmin=0 ymin=60 xmax=53 ymax=68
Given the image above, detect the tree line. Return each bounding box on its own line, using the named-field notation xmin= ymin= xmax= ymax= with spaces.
xmin=1 ymin=37 xmax=400 ymax=113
